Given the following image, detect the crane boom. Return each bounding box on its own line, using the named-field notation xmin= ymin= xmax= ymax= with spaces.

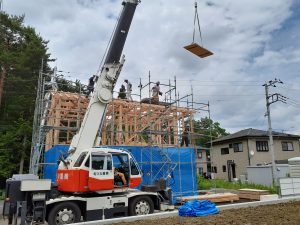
xmin=105 ymin=0 xmax=138 ymax=64
xmin=3 ymin=3 xmax=174 ymax=223
xmin=67 ymin=0 xmax=139 ymax=166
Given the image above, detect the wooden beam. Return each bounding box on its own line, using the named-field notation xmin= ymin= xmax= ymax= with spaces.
xmin=177 ymin=193 xmax=239 ymax=203
xmin=45 ymin=92 xmax=197 ymax=148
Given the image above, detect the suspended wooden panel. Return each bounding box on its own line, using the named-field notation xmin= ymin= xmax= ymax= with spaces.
xmin=184 ymin=43 xmax=213 ymax=58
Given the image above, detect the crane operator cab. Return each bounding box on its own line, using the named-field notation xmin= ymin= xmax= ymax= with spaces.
xmin=56 ymin=148 xmax=142 ymax=193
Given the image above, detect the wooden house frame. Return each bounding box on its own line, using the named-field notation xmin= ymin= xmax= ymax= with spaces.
xmin=45 ymin=92 xmax=195 ymax=150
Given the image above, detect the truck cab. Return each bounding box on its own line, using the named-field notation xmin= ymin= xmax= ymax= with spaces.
xmin=57 ymin=148 xmax=142 ymax=193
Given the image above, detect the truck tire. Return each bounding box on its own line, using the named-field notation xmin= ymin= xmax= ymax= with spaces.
xmin=129 ymin=196 xmax=154 ymax=216
xmin=47 ymin=202 xmax=81 ymax=225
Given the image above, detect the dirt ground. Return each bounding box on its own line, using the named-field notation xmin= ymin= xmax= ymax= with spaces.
xmin=119 ymin=201 xmax=300 ymax=225
xmin=0 ymin=201 xmax=299 ymax=225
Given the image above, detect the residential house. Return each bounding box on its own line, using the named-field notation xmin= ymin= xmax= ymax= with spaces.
xmin=210 ymin=128 xmax=300 ymax=181
xmin=195 ymin=147 xmax=209 ymax=176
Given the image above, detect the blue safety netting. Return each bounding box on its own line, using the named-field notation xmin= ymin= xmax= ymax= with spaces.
xmin=44 ymin=145 xmax=69 ymax=182
xmin=44 ymin=145 xmax=197 ymax=203
xmin=178 ymin=200 xmax=219 ymax=217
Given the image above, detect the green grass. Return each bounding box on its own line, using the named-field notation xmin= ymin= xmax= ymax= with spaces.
xmin=198 ymin=176 xmax=278 ymax=194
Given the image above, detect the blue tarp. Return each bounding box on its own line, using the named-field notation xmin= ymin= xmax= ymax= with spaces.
xmin=179 ymin=200 xmax=219 ymax=217
xmin=44 ymin=145 xmax=197 ymax=203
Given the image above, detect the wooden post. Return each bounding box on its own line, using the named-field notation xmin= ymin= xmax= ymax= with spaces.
xmin=44 ymin=94 xmax=196 ymax=148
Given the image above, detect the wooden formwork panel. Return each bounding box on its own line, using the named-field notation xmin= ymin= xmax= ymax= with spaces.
xmin=184 ymin=43 xmax=213 ymax=58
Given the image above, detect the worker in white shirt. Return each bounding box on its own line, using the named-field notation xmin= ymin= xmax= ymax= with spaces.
xmin=151 ymin=81 xmax=162 ymax=103
xmin=124 ymin=79 xmax=133 ymax=101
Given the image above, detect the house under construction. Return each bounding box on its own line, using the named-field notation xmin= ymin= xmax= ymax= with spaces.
xmin=43 ymin=94 xmax=196 ymax=150
xmin=31 ymin=72 xmax=210 ymax=153
xmin=30 ymin=70 xmax=211 ymax=200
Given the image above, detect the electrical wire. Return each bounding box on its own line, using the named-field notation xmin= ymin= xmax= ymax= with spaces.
xmin=285 ymin=101 xmax=300 ymax=109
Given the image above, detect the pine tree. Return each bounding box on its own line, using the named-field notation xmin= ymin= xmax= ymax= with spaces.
xmin=0 ymin=12 xmax=51 ymax=187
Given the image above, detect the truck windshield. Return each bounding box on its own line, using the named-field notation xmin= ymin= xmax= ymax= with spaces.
xmin=91 ymin=154 xmax=112 ymax=170
xmin=92 ymin=155 xmax=105 ymax=170
xmin=74 ymin=152 xmax=88 ymax=167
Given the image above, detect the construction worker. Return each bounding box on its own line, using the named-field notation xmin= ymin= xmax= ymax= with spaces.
xmin=151 ymin=81 xmax=162 ymax=103
xmin=118 ymin=84 xmax=126 ymax=99
xmin=113 ymin=167 xmax=127 ymax=185
xmin=124 ymin=79 xmax=133 ymax=101
xmin=86 ymin=75 xmax=96 ymax=96
xmin=181 ymin=127 xmax=189 ymax=147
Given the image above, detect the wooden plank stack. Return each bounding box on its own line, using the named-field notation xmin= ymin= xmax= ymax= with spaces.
xmin=238 ymin=189 xmax=269 ymax=200
xmin=177 ymin=193 xmax=239 ymax=204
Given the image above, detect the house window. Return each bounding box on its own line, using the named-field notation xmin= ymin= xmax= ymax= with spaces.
xmin=197 ymin=150 xmax=203 ymax=158
xmin=198 ymin=167 xmax=203 ymax=175
xmin=282 ymin=142 xmax=294 ymax=151
xmin=212 ymin=166 xmax=217 ymax=173
xmin=256 ymin=141 xmax=269 ymax=152
xmin=233 ymin=142 xmax=243 ymax=152
xmin=222 ymin=165 xmax=226 ymax=172
xmin=221 ymin=147 xmax=229 ymax=155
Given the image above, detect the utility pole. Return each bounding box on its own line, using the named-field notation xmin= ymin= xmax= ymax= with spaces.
xmin=263 ymin=78 xmax=286 ymax=186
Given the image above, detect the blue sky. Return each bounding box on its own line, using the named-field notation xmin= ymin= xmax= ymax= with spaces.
xmin=3 ymin=0 xmax=300 ymax=134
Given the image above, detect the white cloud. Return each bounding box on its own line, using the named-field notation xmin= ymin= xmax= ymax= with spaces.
xmin=255 ymin=49 xmax=300 ymax=66
xmin=3 ymin=0 xmax=300 ymax=135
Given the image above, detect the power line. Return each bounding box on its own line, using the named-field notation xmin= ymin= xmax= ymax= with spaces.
xmin=193 ymin=94 xmax=263 ymax=97
xmin=278 ymin=86 xmax=300 ymax=92
xmin=285 ymin=101 xmax=300 ymax=109
xmin=172 ymin=84 xmax=262 ymax=87
xmin=286 ymin=97 xmax=300 ymax=105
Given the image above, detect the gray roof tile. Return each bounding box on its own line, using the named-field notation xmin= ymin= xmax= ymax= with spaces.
xmin=212 ymin=128 xmax=300 ymax=143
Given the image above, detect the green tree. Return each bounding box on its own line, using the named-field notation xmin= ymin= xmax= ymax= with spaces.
xmin=193 ymin=117 xmax=229 ymax=174
xmin=193 ymin=117 xmax=229 ymax=147
xmin=0 ymin=119 xmax=31 ymax=177
xmin=56 ymin=77 xmax=86 ymax=93
xmin=0 ymin=12 xmax=51 ymax=187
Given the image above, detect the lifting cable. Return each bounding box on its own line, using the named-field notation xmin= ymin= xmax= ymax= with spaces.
xmin=192 ymin=1 xmax=203 ymax=46
xmin=184 ymin=1 xmax=213 ymax=58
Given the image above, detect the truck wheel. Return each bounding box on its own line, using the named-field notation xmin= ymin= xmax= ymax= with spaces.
xmin=47 ymin=202 xmax=81 ymax=225
xmin=129 ymin=196 xmax=154 ymax=216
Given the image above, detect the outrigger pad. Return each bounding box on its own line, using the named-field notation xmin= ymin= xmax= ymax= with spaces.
xmin=184 ymin=43 xmax=213 ymax=58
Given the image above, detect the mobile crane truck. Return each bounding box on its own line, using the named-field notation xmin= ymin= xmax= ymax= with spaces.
xmin=2 ymin=1 xmax=172 ymax=224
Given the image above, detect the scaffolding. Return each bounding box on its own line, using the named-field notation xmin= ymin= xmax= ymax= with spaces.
xmin=102 ymin=99 xmax=195 ymax=146
xmin=32 ymin=72 xmax=200 ymax=151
